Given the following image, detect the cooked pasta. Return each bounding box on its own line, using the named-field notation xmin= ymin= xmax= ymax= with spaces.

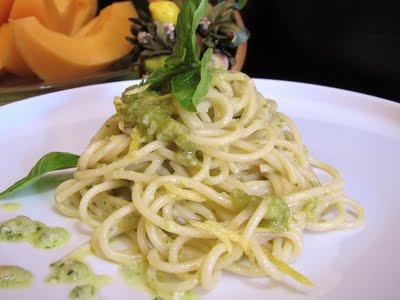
xmin=54 ymin=71 xmax=364 ymax=297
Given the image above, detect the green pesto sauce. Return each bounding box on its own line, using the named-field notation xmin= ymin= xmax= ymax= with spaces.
xmin=69 ymin=284 xmax=97 ymax=300
xmin=33 ymin=227 xmax=70 ymax=249
xmin=49 ymin=259 xmax=108 ymax=300
xmin=230 ymin=189 xmax=261 ymax=210
xmin=303 ymin=197 xmax=320 ymax=222
xmin=48 ymin=260 xmax=92 ymax=284
xmin=47 ymin=259 xmax=109 ymax=286
xmin=0 ymin=202 xmax=22 ymax=212
xmin=231 ymin=189 xmax=290 ymax=232
xmin=261 ymin=196 xmax=291 ymax=232
xmin=115 ymin=86 xmax=198 ymax=166
xmin=0 ymin=265 xmax=33 ymax=289
xmin=0 ymin=215 xmax=70 ymax=249
xmin=120 ymin=261 xmax=196 ymax=300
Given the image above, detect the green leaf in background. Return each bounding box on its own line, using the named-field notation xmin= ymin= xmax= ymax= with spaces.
xmin=192 ymin=48 xmax=213 ymax=107
xmin=0 ymin=152 xmax=79 ymax=200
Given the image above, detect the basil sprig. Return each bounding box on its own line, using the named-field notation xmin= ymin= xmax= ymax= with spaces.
xmin=145 ymin=0 xmax=214 ymax=112
xmin=0 ymin=0 xmax=216 ymax=200
xmin=0 ymin=152 xmax=79 ymax=200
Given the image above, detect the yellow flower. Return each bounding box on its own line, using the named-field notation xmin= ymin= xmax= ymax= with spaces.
xmin=149 ymin=1 xmax=180 ymax=25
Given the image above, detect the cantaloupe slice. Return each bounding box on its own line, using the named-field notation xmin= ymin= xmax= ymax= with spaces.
xmin=63 ymin=0 xmax=97 ymax=35
xmin=74 ymin=0 xmax=135 ymax=38
xmin=54 ymin=0 xmax=70 ymax=12
xmin=13 ymin=1 xmax=135 ymax=82
xmin=9 ymin=0 xmax=50 ymax=26
xmin=0 ymin=0 xmax=15 ymax=25
xmin=73 ymin=17 xmax=98 ymax=37
xmin=42 ymin=0 xmax=72 ymax=32
xmin=0 ymin=23 xmax=33 ymax=77
xmin=9 ymin=0 xmax=97 ymax=34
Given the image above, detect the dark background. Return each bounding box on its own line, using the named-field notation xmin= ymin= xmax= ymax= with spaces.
xmin=101 ymin=0 xmax=400 ymax=101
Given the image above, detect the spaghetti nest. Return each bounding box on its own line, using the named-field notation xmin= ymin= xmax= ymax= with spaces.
xmin=54 ymin=71 xmax=364 ymax=296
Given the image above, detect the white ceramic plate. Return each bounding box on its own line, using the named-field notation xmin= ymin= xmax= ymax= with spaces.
xmin=0 ymin=80 xmax=399 ymax=300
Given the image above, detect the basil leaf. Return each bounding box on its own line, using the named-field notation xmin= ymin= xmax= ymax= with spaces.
xmin=191 ymin=0 xmax=208 ymax=61
xmin=171 ymin=48 xmax=213 ymax=111
xmin=0 ymin=152 xmax=79 ymax=200
xmin=171 ymin=67 xmax=200 ymax=112
xmin=141 ymin=0 xmax=212 ymax=112
xmin=174 ymin=0 xmax=207 ymax=62
xmin=173 ymin=0 xmax=195 ymax=62
xmin=192 ymin=48 xmax=213 ymax=107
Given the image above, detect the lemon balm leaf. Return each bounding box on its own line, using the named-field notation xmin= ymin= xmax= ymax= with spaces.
xmin=0 ymin=152 xmax=79 ymax=200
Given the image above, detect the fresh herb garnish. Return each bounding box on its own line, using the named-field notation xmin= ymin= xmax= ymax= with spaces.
xmin=0 ymin=152 xmax=79 ymax=200
xmin=145 ymin=0 xmax=214 ymax=112
xmin=129 ymin=0 xmax=249 ymax=72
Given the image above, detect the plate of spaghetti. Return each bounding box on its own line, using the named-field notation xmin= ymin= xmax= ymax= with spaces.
xmin=0 ymin=0 xmax=399 ymax=298
xmin=0 ymin=73 xmax=399 ymax=299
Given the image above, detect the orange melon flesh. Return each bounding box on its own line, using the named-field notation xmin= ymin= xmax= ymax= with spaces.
xmin=9 ymin=0 xmax=97 ymax=34
xmin=0 ymin=0 xmax=15 ymax=25
xmin=0 ymin=23 xmax=33 ymax=76
xmin=74 ymin=2 xmax=136 ymax=38
xmin=73 ymin=16 xmax=99 ymax=37
xmin=0 ymin=26 xmax=5 ymax=72
xmin=54 ymin=0 xmax=70 ymax=12
xmin=13 ymin=1 xmax=135 ymax=82
xmin=9 ymin=0 xmax=50 ymax=26
xmin=64 ymin=0 xmax=98 ymax=35
xmin=42 ymin=0 xmax=71 ymax=32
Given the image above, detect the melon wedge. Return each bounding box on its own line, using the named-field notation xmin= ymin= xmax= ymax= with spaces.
xmin=73 ymin=0 xmax=137 ymax=38
xmin=13 ymin=1 xmax=135 ymax=82
xmin=9 ymin=0 xmax=50 ymax=27
xmin=9 ymin=0 xmax=96 ymax=34
xmin=0 ymin=23 xmax=33 ymax=77
xmin=73 ymin=16 xmax=99 ymax=37
xmin=63 ymin=0 xmax=97 ymax=35
xmin=0 ymin=0 xmax=15 ymax=25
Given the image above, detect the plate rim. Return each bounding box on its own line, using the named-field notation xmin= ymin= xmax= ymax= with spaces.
xmin=0 ymin=77 xmax=399 ymax=299
xmin=1 ymin=78 xmax=399 ymax=112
